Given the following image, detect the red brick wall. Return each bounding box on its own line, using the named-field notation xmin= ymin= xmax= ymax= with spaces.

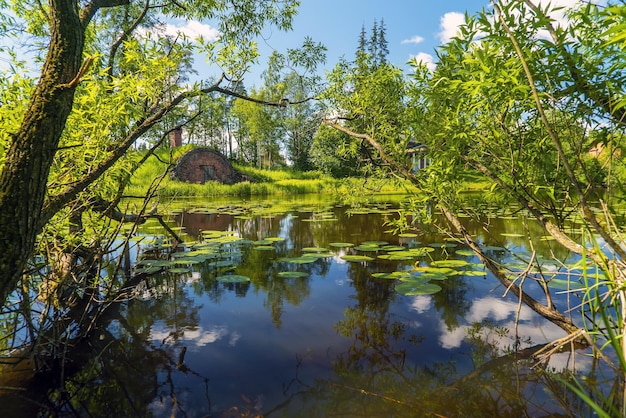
xmin=173 ymin=148 xmax=244 ymax=184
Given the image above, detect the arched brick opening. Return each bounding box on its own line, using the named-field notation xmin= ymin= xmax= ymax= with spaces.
xmin=172 ymin=148 xmax=245 ymax=184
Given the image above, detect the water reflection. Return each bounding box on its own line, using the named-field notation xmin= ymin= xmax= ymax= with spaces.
xmin=0 ymin=198 xmax=605 ymax=417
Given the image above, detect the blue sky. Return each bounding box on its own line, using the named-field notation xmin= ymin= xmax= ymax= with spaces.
xmin=168 ymin=1 xmax=492 ymax=86
xmin=1 ymin=0 xmax=589 ymax=87
xmin=165 ymin=0 xmax=589 ymax=87
xmin=257 ymin=0 xmax=490 ymax=73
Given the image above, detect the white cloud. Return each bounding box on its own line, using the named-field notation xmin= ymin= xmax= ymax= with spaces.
xmin=410 ymin=52 xmax=436 ymax=71
xmin=150 ymin=324 xmax=233 ymax=347
xmin=437 ymin=296 xmax=568 ymax=351
xmin=162 ymin=20 xmax=220 ymax=42
xmin=401 ymin=35 xmax=425 ymax=45
xmin=409 ymin=295 xmax=432 ymax=313
xmin=438 ymin=12 xmax=465 ymax=45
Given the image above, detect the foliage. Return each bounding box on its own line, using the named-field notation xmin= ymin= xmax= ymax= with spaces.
xmin=0 ymin=0 xmax=336 ymax=382
xmin=320 ymin=0 xmax=626 ymax=415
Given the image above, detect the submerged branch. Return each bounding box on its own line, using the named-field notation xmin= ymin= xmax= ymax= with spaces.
xmin=440 ymin=204 xmax=583 ymax=337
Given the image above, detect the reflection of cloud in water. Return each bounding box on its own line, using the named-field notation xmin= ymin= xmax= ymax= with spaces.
xmin=467 ymin=296 xmax=534 ymax=322
xmin=410 ymin=296 xmax=432 ymax=313
xmin=438 ymin=296 xmax=570 ymax=354
xmin=151 ymin=325 xmax=235 ymax=347
xmin=185 ymin=326 xmax=228 ymax=346
xmin=229 ymin=331 xmax=241 ymax=346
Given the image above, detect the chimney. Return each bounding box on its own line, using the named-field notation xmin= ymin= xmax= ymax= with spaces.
xmin=169 ymin=128 xmax=183 ymax=148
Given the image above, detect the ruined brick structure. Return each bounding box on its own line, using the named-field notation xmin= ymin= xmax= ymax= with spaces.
xmin=172 ymin=148 xmax=246 ymax=184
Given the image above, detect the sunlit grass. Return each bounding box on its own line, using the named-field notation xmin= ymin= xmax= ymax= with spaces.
xmin=125 ymin=145 xmax=484 ymax=197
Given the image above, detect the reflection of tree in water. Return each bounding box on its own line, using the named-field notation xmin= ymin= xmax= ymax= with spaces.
xmin=300 ymin=314 xmax=598 ymax=417
xmin=431 ymin=275 xmax=472 ymax=331
xmin=332 ymin=261 xmax=410 ymax=386
xmin=0 ymin=274 xmax=210 ymax=417
xmin=293 ymin=254 xmax=596 ymax=417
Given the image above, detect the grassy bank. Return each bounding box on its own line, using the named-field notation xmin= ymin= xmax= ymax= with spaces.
xmin=125 ymin=146 xmax=421 ymax=198
xmin=124 ymin=145 xmax=486 ymax=198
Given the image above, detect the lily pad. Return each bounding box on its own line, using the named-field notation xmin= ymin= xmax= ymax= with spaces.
xmin=464 ymin=270 xmax=487 ymax=276
xmin=431 ymin=259 xmax=470 ymax=268
xmin=354 ymin=245 xmax=382 ymax=252
xmin=548 ymin=279 xmax=576 ymax=290
xmin=278 ymin=271 xmax=309 ymax=278
xmin=382 ymin=245 xmax=405 ymax=251
xmin=329 ymin=242 xmax=355 ymax=248
xmin=415 ymin=266 xmax=458 ymax=276
xmin=411 ymin=272 xmax=449 ymax=281
xmin=302 ymin=247 xmax=328 ymax=253
xmin=395 ymin=282 xmax=442 ymax=296
xmin=133 ymin=266 xmax=162 ymax=275
xmin=372 ymin=271 xmax=413 ymax=279
xmin=216 ymin=275 xmax=250 ymax=283
xmin=253 ymin=239 xmax=274 ymax=245
xmin=282 ymin=256 xmax=318 ymax=264
xmin=340 ymin=255 xmax=375 ymax=262
xmin=398 ymin=233 xmax=418 ymax=238
xmin=264 ymin=237 xmax=286 ymax=242
xmin=362 ymin=241 xmax=389 ymax=246
xmin=302 ymin=252 xmax=335 ymax=259
xmin=455 ymin=249 xmax=475 ymax=257
xmin=168 ymin=267 xmax=192 ymax=274
xmin=378 ymin=254 xmax=414 ymax=261
xmin=253 ymin=246 xmax=276 ymax=251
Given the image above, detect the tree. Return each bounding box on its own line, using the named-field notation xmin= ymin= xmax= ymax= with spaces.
xmin=313 ymin=21 xmax=404 ymax=176
xmin=322 ymin=0 xmax=626 ymax=411
xmin=261 ymin=38 xmax=326 ymax=170
xmin=376 ymin=18 xmax=389 ymax=66
xmin=0 ymin=0 xmax=301 ymax=308
xmin=231 ymin=87 xmax=282 ymax=168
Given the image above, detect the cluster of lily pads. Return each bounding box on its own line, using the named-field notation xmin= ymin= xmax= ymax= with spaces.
xmin=332 ymin=239 xmax=487 ymax=296
xmin=132 ymin=223 xmax=493 ymax=296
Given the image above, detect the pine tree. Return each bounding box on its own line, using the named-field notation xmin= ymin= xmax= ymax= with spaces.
xmin=357 ymin=24 xmax=367 ymax=54
xmin=369 ymin=19 xmax=378 ymax=62
xmin=377 ymin=18 xmax=389 ymax=65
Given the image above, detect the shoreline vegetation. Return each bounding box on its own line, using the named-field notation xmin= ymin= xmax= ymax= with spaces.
xmin=126 ymin=145 xmax=491 ymax=198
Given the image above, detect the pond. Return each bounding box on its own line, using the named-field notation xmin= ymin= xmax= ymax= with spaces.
xmin=0 ymin=195 xmax=610 ymax=417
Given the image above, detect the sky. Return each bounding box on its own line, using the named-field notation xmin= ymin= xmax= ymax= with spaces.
xmin=173 ymin=0 xmax=492 ymax=85
xmin=1 ymin=0 xmax=597 ymax=87
xmin=254 ymin=0 xmax=490 ymax=73
xmin=163 ymin=0 xmax=595 ymax=88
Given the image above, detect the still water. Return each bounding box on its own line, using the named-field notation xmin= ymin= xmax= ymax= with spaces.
xmin=4 ymin=195 xmax=601 ymax=417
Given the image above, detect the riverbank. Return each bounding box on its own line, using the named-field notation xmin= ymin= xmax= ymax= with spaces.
xmin=125 ymin=145 xmax=489 ymax=198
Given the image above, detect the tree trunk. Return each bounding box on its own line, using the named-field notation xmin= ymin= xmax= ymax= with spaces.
xmin=0 ymin=0 xmax=85 ymax=306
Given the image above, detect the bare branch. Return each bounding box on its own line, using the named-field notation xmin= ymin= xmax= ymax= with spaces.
xmin=81 ymin=0 xmax=130 ymax=26
xmin=106 ymin=0 xmax=151 ymax=79
xmin=322 ymin=117 xmax=418 ymax=183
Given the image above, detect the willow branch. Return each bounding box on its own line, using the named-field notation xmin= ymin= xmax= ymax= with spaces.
xmin=321 ymin=118 xmax=418 ymax=183
xmin=440 ymin=204 xmax=583 ymax=336
xmin=106 ymin=0 xmax=151 ymax=79
xmin=493 ymin=0 xmax=626 ymax=261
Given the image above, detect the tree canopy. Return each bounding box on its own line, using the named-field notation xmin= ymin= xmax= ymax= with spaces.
xmin=0 ymin=0 xmax=308 ymax=307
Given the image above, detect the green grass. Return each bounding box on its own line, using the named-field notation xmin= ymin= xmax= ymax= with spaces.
xmin=124 ymin=145 xmax=486 ymax=198
xmin=125 ymin=146 xmax=343 ymax=197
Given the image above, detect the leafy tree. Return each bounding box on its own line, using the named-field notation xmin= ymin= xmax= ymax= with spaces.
xmin=262 ymin=38 xmax=326 ymax=170
xmin=0 ymin=0 xmax=301 ymax=308
xmin=231 ymin=87 xmax=282 ymax=168
xmin=322 ymin=0 xmax=626 ymax=412
xmin=376 ymin=18 xmax=389 ymax=66
xmin=314 ymin=21 xmax=405 ymax=177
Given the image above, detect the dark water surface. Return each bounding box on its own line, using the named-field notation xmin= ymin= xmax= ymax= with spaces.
xmin=2 ymin=195 xmax=600 ymax=417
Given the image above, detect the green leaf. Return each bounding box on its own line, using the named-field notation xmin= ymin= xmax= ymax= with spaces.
xmin=340 ymin=255 xmax=375 ymax=262
xmin=216 ymin=275 xmax=250 ymax=283
xmin=395 ymin=282 xmax=442 ymax=296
